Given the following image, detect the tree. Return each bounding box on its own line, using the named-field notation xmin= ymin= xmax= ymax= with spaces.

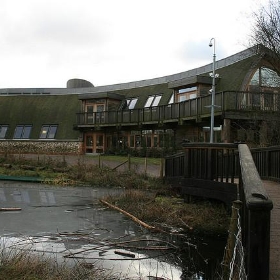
xmin=250 ymin=0 xmax=280 ymax=71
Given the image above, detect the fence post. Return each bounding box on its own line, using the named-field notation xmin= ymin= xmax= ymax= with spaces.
xmin=128 ymin=154 xmax=131 ymax=171
xmin=246 ymin=206 xmax=272 ymax=280
xmin=160 ymin=158 xmax=164 ymax=179
xmin=144 ymin=157 xmax=147 ymax=174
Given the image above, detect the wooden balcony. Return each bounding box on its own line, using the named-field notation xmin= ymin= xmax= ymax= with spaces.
xmin=75 ymin=91 xmax=280 ymax=128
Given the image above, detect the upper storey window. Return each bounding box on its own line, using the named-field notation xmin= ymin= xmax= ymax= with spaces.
xmin=250 ymin=67 xmax=280 ymax=89
xmin=177 ymin=86 xmax=197 ymax=102
xmin=121 ymin=98 xmax=138 ymax=110
xmin=144 ymin=95 xmax=162 ymax=107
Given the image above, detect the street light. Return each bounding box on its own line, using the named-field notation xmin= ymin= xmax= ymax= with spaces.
xmin=209 ymin=38 xmax=217 ymax=143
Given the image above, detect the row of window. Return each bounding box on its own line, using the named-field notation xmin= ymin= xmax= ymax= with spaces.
xmin=122 ymin=89 xmax=198 ymax=111
xmin=0 ymin=125 xmax=58 ymax=139
xmin=121 ymin=94 xmax=163 ymax=110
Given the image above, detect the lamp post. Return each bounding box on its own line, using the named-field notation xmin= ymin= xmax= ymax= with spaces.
xmin=209 ymin=38 xmax=216 ymax=143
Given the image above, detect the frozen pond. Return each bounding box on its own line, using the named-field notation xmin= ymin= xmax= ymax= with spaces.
xmin=0 ymin=181 xmax=226 ymax=279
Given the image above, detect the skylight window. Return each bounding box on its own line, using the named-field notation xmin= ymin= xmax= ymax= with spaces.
xmin=0 ymin=125 xmax=8 ymax=139
xmin=128 ymin=98 xmax=138 ymax=109
xmin=121 ymin=98 xmax=138 ymax=110
xmin=144 ymin=95 xmax=162 ymax=107
xmin=39 ymin=125 xmax=58 ymax=139
xmin=14 ymin=125 xmax=32 ymax=139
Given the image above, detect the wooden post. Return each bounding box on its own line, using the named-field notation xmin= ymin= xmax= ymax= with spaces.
xmin=98 ymin=154 xmax=101 ymax=168
xmin=160 ymin=158 xmax=164 ymax=179
xmin=144 ymin=157 xmax=147 ymax=175
xmin=128 ymin=154 xmax=131 ymax=171
xmin=246 ymin=207 xmax=271 ymax=280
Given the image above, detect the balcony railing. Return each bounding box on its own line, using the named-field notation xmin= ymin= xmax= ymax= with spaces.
xmin=76 ymin=91 xmax=280 ymax=126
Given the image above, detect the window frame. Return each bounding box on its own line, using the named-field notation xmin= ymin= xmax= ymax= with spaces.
xmin=13 ymin=125 xmax=32 ymax=139
xmin=39 ymin=125 xmax=58 ymax=139
xmin=0 ymin=125 xmax=8 ymax=139
xmin=144 ymin=94 xmax=162 ymax=108
xmin=120 ymin=98 xmax=138 ymax=110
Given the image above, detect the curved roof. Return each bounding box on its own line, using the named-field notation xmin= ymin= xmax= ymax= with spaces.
xmin=0 ymin=45 xmax=271 ymax=96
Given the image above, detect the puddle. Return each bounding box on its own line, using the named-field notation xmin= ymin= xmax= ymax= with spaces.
xmin=0 ymin=181 xmax=226 ymax=279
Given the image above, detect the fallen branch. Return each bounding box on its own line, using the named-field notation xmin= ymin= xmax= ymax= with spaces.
xmin=114 ymin=250 xmax=135 ymax=258
xmin=100 ymin=199 xmax=163 ymax=232
xmin=0 ymin=207 xmax=21 ymax=211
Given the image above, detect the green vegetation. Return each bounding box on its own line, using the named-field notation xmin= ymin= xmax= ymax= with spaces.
xmin=0 ymin=249 xmax=113 ymax=280
xmin=103 ymin=189 xmax=229 ymax=236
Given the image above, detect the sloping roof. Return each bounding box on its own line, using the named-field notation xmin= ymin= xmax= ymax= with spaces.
xmin=78 ymin=92 xmax=125 ymax=100
xmin=0 ymin=95 xmax=80 ymax=139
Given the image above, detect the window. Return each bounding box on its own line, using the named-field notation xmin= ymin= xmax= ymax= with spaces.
xmin=250 ymin=67 xmax=280 ymax=88
xmin=39 ymin=125 xmax=58 ymax=139
xmin=177 ymin=86 xmax=197 ymax=102
xmin=144 ymin=95 xmax=162 ymax=107
xmin=168 ymin=93 xmax=174 ymax=104
xmin=14 ymin=125 xmax=32 ymax=139
xmin=120 ymin=98 xmax=138 ymax=110
xmin=0 ymin=125 xmax=8 ymax=139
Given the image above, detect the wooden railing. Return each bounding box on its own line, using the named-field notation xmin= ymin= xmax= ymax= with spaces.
xmin=165 ymin=143 xmax=274 ymax=280
xmin=251 ymin=146 xmax=280 ymax=181
xmin=76 ymin=91 xmax=280 ymax=126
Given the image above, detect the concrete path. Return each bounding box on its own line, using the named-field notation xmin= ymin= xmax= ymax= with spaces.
xmin=263 ymin=180 xmax=280 ymax=280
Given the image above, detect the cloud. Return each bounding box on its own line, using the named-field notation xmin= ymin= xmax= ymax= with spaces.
xmin=0 ymin=0 xmax=270 ymax=88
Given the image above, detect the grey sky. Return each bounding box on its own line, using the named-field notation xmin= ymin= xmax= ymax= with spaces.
xmin=0 ymin=0 xmax=268 ymax=88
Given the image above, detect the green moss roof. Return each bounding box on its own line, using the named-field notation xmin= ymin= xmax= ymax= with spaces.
xmin=214 ymin=55 xmax=260 ymax=92
xmin=0 ymin=94 xmax=80 ymax=139
xmin=99 ymin=83 xmax=173 ymax=108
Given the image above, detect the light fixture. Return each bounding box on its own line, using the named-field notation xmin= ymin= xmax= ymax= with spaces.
xmin=209 ymin=38 xmax=216 ymax=143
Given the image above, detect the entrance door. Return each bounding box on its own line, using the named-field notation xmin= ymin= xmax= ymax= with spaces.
xmin=85 ymin=134 xmax=94 ymax=153
xmin=95 ymin=133 xmax=104 ymax=153
xmin=84 ymin=133 xmax=104 ymax=154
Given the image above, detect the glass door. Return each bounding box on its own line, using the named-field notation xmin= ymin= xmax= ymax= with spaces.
xmin=84 ymin=133 xmax=104 ymax=154
xmin=85 ymin=134 xmax=94 ymax=153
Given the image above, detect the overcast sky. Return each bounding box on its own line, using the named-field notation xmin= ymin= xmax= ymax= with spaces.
xmin=0 ymin=0 xmax=269 ymax=88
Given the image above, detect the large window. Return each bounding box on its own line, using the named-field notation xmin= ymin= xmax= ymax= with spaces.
xmin=144 ymin=95 xmax=162 ymax=107
xmin=39 ymin=125 xmax=58 ymax=139
xmin=250 ymin=67 xmax=280 ymax=88
xmin=0 ymin=125 xmax=8 ymax=139
xmin=13 ymin=125 xmax=32 ymax=139
xmin=177 ymin=86 xmax=197 ymax=102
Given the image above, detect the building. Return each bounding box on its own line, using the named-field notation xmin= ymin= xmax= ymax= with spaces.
xmin=0 ymin=45 xmax=280 ymax=156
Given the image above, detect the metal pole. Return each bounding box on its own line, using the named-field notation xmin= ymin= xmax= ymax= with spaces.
xmin=209 ymin=38 xmax=216 ymax=143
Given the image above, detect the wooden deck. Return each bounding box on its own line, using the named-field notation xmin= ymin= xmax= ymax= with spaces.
xmin=263 ymin=180 xmax=280 ymax=280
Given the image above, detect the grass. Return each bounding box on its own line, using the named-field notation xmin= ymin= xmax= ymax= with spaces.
xmin=103 ymin=189 xmax=230 ymax=236
xmin=86 ymin=154 xmax=162 ymax=165
xmin=0 ymin=248 xmax=113 ymax=280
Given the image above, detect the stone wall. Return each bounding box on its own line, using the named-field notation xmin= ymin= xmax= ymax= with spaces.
xmin=0 ymin=140 xmax=82 ymax=155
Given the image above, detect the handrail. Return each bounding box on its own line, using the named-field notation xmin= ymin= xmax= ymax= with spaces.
xmin=76 ymin=91 xmax=280 ymax=126
xmin=238 ymin=144 xmax=273 ymax=280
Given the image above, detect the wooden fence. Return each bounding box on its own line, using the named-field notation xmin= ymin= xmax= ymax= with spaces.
xmin=165 ymin=143 xmax=275 ymax=280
